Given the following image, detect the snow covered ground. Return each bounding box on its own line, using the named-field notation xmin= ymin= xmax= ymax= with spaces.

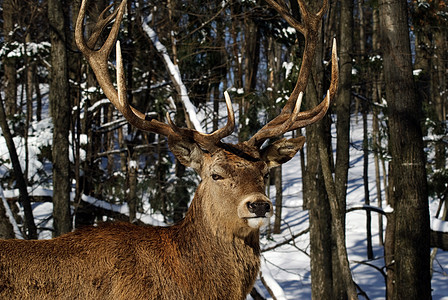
xmin=253 ymin=116 xmax=448 ymax=299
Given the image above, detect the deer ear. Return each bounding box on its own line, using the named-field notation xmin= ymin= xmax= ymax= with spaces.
xmin=260 ymin=136 xmax=306 ymax=169
xmin=168 ymin=137 xmax=204 ymax=171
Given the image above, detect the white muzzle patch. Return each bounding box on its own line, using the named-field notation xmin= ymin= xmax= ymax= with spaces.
xmin=246 ymin=217 xmax=270 ymax=229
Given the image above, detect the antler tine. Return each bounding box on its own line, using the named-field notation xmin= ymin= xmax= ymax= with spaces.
xmin=249 ymin=40 xmax=338 ymax=148
xmin=288 ymin=38 xmax=338 ymax=130
xmin=166 ymin=91 xmax=235 ymax=150
xmin=278 ymin=0 xmax=329 ymax=115
xmin=207 ymin=91 xmax=236 ymax=141
xmin=86 ymin=3 xmax=119 ymax=49
xmin=76 ymin=0 xmax=174 ymax=136
xmin=247 ymin=0 xmax=335 ymax=148
xmin=247 ymin=93 xmax=304 ymax=146
xmin=264 ymin=0 xmax=304 ymax=34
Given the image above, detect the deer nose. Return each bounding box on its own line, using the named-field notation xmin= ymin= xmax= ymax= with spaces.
xmin=246 ymin=201 xmax=271 ymax=217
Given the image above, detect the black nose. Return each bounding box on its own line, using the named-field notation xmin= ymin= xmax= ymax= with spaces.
xmin=247 ymin=201 xmax=271 ymax=217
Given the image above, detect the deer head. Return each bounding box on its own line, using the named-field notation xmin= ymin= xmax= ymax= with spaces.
xmin=75 ymin=0 xmax=337 ymax=236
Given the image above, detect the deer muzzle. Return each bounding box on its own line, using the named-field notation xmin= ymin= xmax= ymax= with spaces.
xmin=238 ymin=194 xmax=273 ymax=229
xmin=247 ymin=201 xmax=271 ymax=217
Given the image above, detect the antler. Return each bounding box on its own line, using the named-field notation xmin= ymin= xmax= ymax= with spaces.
xmin=247 ymin=0 xmax=338 ymax=147
xmin=75 ymin=0 xmax=235 ymax=151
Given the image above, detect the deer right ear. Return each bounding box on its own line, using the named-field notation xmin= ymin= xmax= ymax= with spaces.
xmin=260 ymin=136 xmax=305 ymax=169
xmin=168 ymin=137 xmax=204 ymax=171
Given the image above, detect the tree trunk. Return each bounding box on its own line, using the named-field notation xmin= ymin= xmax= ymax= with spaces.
xmin=2 ymin=0 xmax=18 ymax=116
xmin=0 ymin=94 xmax=37 ymax=239
xmin=49 ymin=0 xmax=72 ymax=236
xmin=362 ymin=103 xmax=373 ymax=259
xmin=304 ymin=45 xmax=334 ymax=300
xmin=0 ymin=198 xmax=15 ymax=239
xmin=273 ymin=166 xmax=282 ymax=234
xmin=301 ymin=1 xmax=340 ymax=296
xmin=432 ymin=29 xmax=447 ymax=170
xmin=304 ymin=122 xmax=333 ymax=300
xmin=128 ymin=160 xmax=137 ymax=222
xmin=371 ymin=5 xmax=385 ymax=246
xmin=335 ymin=0 xmax=353 ymax=223
xmin=316 ymin=119 xmax=359 ymax=300
xmin=379 ymin=0 xmax=431 ymax=298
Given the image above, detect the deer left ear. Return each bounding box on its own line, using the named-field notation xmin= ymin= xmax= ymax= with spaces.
xmin=168 ymin=137 xmax=204 ymax=172
xmin=260 ymin=136 xmax=306 ymax=169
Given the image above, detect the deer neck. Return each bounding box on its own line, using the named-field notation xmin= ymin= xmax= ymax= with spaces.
xmin=171 ymin=187 xmax=261 ymax=297
xmin=176 ymin=184 xmax=261 ymax=252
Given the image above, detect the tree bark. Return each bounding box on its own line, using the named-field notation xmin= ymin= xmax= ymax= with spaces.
xmin=0 ymin=94 xmax=37 ymax=239
xmin=128 ymin=160 xmax=137 ymax=222
xmin=362 ymin=105 xmax=374 ymax=259
xmin=0 ymin=199 xmax=15 ymax=239
xmin=316 ymin=121 xmax=359 ymax=300
xmin=335 ymin=0 xmax=353 ymax=221
xmin=2 ymin=0 xmax=18 ymax=116
xmin=49 ymin=0 xmax=72 ymax=236
xmin=379 ymin=0 xmax=431 ymax=298
xmin=304 ymin=43 xmax=334 ymax=300
xmin=273 ymin=166 xmax=282 ymax=234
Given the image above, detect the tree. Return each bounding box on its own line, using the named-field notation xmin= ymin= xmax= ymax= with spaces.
xmin=379 ymin=0 xmax=431 ymax=298
xmin=48 ymin=0 xmax=72 ymax=236
xmin=0 ymin=93 xmax=37 ymax=239
xmin=2 ymin=0 xmax=18 ymax=116
xmin=0 ymin=199 xmax=15 ymax=239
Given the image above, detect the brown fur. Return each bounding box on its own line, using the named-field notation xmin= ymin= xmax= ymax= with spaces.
xmin=0 ymin=141 xmax=303 ymax=300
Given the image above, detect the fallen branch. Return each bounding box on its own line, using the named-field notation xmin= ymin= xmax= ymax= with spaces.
xmin=262 ymin=228 xmax=309 ymax=252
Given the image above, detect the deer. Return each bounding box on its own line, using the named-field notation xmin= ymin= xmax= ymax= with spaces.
xmin=0 ymin=0 xmax=337 ymax=299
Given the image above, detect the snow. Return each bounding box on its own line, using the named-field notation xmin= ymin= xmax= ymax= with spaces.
xmin=0 ymin=187 xmax=23 ymax=239
xmin=282 ymin=61 xmax=294 ymax=79
xmin=260 ymin=259 xmax=288 ymax=300
xmin=0 ymin=41 xmax=50 ymax=58
xmin=128 ymin=160 xmax=138 ymax=169
xmin=414 ymin=68 xmax=423 ymax=76
xmin=81 ymin=193 xmax=165 ymax=226
xmin=431 ymin=217 xmax=448 ymax=233
xmin=383 ymin=204 xmax=394 ymax=213
xmin=0 ymin=117 xmax=53 ymax=184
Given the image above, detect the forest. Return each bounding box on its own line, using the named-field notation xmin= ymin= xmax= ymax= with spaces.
xmin=0 ymin=0 xmax=447 ymax=299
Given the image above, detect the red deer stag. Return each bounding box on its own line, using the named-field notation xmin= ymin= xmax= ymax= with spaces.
xmin=0 ymin=0 xmax=337 ymax=299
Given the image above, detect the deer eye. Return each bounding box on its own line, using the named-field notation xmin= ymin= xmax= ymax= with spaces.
xmin=211 ymin=174 xmax=224 ymax=181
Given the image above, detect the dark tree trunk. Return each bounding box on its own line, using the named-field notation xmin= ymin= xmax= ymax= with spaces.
xmin=273 ymin=165 xmax=282 ymax=234
xmin=302 ymin=1 xmax=338 ymax=297
xmin=379 ymin=0 xmax=431 ymax=298
xmin=304 ymin=56 xmax=334 ymax=300
xmin=128 ymin=161 xmax=137 ymax=222
xmin=0 ymin=198 xmax=15 ymax=239
xmin=3 ymin=0 xmax=18 ymax=116
xmin=304 ymin=124 xmax=333 ymax=299
xmin=0 ymin=94 xmax=37 ymax=239
xmin=335 ymin=0 xmax=353 ymax=221
xmin=334 ymin=0 xmax=354 ymax=295
xmin=49 ymin=0 xmax=72 ymax=236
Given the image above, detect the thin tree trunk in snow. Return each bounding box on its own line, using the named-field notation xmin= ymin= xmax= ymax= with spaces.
xmin=0 ymin=93 xmax=37 ymax=239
